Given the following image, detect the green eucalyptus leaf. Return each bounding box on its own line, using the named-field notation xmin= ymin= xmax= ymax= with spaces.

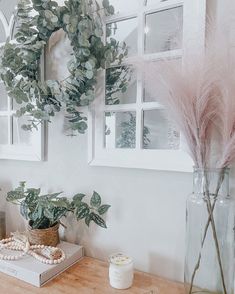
xmin=0 ymin=0 xmax=126 ymax=135
xmin=102 ymin=0 xmax=110 ymax=8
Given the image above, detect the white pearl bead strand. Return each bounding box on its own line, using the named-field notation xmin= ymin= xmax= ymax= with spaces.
xmin=0 ymin=237 xmax=66 ymax=264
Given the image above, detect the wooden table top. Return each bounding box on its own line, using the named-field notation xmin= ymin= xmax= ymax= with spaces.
xmin=0 ymin=257 xmax=185 ymax=294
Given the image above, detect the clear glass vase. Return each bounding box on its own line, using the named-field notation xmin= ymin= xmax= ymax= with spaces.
xmin=184 ymin=168 xmax=235 ymax=294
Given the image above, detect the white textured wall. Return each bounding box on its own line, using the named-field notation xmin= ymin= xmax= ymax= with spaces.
xmin=0 ymin=113 xmax=192 ymax=282
xmin=0 ymin=0 xmax=234 ymax=284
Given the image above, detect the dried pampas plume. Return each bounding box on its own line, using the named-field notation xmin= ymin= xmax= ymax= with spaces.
xmin=136 ymin=21 xmax=235 ymax=169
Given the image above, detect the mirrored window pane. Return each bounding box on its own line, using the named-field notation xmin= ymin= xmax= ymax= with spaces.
xmin=105 ymin=66 xmax=137 ymax=105
xmin=13 ymin=116 xmax=32 ymax=145
xmin=143 ymin=109 xmax=179 ymax=149
xmin=106 ymin=18 xmax=138 ymax=57
xmin=0 ymin=83 xmax=8 ymax=110
xmin=144 ymin=58 xmax=181 ymax=102
xmin=0 ymin=0 xmax=18 ymax=22
xmin=45 ymin=29 xmax=72 ymax=81
xmin=0 ymin=22 xmax=6 ymax=43
xmin=0 ymin=116 xmax=8 ymax=144
xmin=109 ymin=0 xmax=140 ymax=14
xmin=145 ymin=6 xmax=183 ymax=54
xmin=105 ymin=111 xmax=136 ymax=149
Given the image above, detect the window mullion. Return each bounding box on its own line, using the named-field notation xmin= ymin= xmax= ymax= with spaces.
xmin=7 ymin=96 xmax=12 ymax=145
xmin=135 ymin=6 xmax=145 ymax=150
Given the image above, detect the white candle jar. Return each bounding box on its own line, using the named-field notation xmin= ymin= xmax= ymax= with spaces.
xmin=109 ymin=253 xmax=134 ymax=289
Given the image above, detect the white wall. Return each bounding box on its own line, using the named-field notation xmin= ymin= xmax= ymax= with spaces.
xmin=0 ymin=113 xmax=192 ymax=282
xmin=0 ymin=0 xmax=234 ymax=284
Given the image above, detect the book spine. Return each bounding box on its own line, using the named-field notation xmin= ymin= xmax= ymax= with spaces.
xmin=0 ymin=262 xmax=40 ymax=287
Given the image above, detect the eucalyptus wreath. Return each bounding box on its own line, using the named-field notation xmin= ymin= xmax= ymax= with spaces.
xmin=0 ymin=0 xmax=127 ymax=134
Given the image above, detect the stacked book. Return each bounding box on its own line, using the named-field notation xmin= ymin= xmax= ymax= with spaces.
xmin=0 ymin=241 xmax=84 ymax=287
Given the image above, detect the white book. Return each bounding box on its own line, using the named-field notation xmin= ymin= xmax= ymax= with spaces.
xmin=0 ymin=241 xmax=84 ymax=287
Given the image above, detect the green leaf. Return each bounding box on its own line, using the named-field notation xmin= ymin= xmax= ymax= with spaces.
xmin=53 ymin=207 xmax=67 ymax=222
xmin=73 ymin=193 xmax=86 ymax=203
xmin=98 ymin=204 xmax=111 ymax=215
xmin=75 ymin=203 xmax=90 ymax=220
xmin=44 ymin=208 xmax=54 ymax=220
xmin=85 ymin=70 xmax=94 ymax=79
xmin=85 ymin=214 xmax=91 ymax=227
xmin=102 ymin=0 xmax=110 ymax=8
xmin=90 ymin=212 xmax=107 ymax=228
xmin=90 ymin=191 xmax=101 ymax=208
xmin=63 ymin=14 xmax=70 ymax=24
xmin=37 ymin=204 xmax=43 ymax=219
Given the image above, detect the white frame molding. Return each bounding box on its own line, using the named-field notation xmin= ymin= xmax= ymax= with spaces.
xmin=89 ymin=0 xmax=206 ymax=172
xmin=0 ymin=7 xmax=45 ymax=161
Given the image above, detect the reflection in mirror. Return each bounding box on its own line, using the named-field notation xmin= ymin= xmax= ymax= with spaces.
xmin=106 ymin=18 xmax=138 ymax=57
xmin=0 ymin=83 xmax=8 ymax=110
xmin=45 ymin=29 xmax=73 ymax=81
xmin=0 ymin=0 xmax=18 ymax=23
xmin=108 ymin=0 xmax=140 ymax=14
xmin=144 ymin=58 xmax=181 ymax=102
xmin=105 ymin=111 xmax=136 ymax=149
xmin=145 ymin=6 xmax=183 ymax=54
xmin=0 ymin=116 xmax=8 ymax=144
xmin=105 ymin=66 xmax=136 ymax=105
xmin=0 ymin=21 xmax=6 ymax=43
xmin=143 ymin=109 xmax=179 ymax=149
xmin=13 ymin=116 xmax=32 ymax=145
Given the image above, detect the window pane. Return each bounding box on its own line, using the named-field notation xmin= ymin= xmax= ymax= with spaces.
xmin=0 ymin=21 xmax=6 ymax=43
xmin=106 ymin=18 xmax=138 ymax=57
xmin=0 ymin=0 xmax=18 ymax=22
xmin=105 ymin=111 xmax=136 ymax=149
xmin=109 ymin=0 xmax=140 ymax=14
xmin=144 ymin=58 xmax=181 ymax=102
xmin=143 ymin=109 xmax=179 ymax=149
xmin=13 ymin=116 xmax=32 ymax=145
xmin=0 ymin=83 xmax=8 ymax=110
xmin=145 ymin=6 xmax=183 ymax=54
xmin=0 ymin=116 xmax=8 ymax=144
xmin=45 ymin=29 xmax=72 ymax=81
xmin=105 ymin=66 xmax=137 ymax=105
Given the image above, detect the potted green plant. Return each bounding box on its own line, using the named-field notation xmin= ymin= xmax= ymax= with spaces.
xmin=6 ymin=182 xmax=111 ymax=246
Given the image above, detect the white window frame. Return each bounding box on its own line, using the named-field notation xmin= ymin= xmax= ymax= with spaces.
xmin=0 ymin=7 xmax=45 ymax=161
xmin=89 ymin=0 xmax=207 ymax=172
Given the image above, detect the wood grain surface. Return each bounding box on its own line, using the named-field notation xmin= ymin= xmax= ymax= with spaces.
xmin=0 ymin=257 xmax=185 ymax=294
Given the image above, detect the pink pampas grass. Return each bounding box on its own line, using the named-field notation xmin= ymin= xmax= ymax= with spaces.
xmin=140 ymin=24 xmax=235 ymax=169
xmin=143 ymin=57 xmax=219 ymax=168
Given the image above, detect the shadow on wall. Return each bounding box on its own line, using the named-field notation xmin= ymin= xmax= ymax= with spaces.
xmin=0 ymin=181 xmax=26 ymax=234
xmin=148 ymin=252 xmax=182 ymax=282
xmin=63 ymin=213 xmax=121 ymax=259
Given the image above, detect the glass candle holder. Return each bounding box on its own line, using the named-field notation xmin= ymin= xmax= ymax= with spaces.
xmin=109 ymin=253 xmax=134 ymax=289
